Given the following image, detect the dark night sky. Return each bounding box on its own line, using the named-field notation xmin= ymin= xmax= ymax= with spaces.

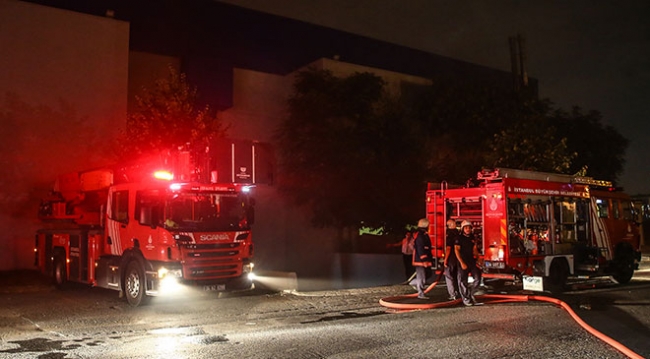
xmin=219 ymin=0 xmax=650 ymax=195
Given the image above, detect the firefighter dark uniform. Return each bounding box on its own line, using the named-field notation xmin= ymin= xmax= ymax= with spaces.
xmin=413 ymin=218 xmax=433 ymax=299
xmin=444 ymin=219 xmax=460 ymax=300
xmin=454 ymin=220 xmax=482 ymax=306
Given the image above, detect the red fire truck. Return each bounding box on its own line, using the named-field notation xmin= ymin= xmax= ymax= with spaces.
xmin=35 ymin=147 xmax=256 ymax=306
xmin=426 ymin=168 xmax=641 ymax=292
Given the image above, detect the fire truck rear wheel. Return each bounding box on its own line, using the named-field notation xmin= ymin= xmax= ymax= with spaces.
xmin=612 ymin=249 xmax=635 ymax=284
xmin=545 ymin=259 xmax=568 ymax=293
xmin=53 ymin=255 xmax=67 ymax=289
xmin=124 ymin=260 xmax=150 ymax=307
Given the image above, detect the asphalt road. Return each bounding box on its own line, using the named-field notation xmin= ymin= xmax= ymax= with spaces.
xmin=0 ymin=266 xmax=649 ymax=358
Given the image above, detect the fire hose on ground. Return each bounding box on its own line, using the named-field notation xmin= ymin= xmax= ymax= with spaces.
xmin=379 ymin=270 xmax=644 ymax=359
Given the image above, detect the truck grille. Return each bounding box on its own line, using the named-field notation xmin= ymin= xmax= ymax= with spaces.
xmin=181 ymin=242 xmax=243 ymax=280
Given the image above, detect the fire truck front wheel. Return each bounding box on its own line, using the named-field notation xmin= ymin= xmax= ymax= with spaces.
xmin=124 ymin=260 xmax=151 ymax=307
xmin=53 ymin=255 xmax=67 ymax=289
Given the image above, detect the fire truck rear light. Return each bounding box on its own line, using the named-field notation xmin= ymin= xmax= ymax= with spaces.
xmin=486 ymin=245 xmax=505 ymax=261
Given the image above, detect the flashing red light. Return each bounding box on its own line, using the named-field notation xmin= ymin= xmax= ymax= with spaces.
xmin=153 ymin=170 xmax=174 ymax=181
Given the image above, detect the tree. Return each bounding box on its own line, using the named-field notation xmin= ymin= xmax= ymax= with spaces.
xmin=411 ymin=78 xmax=521 ymax=183
xmin=276 ymin=68 xmax=421 ymax=229
xmin=278 ymin=68 xmax=629 ymax=234
xmin=413 ymin=80 xmax=621 ymax=182
xmin=488 ymin=98 xmax=575 ymax=174
xmin=119 ymin=66 xmax=227 ymax=160
xmin=552 ymin=107 xmax=628 ymax=184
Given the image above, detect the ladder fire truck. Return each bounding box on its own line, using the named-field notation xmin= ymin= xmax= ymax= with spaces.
xmin=426 ymin=168 xmax=642 ymax=292
xmin=35 ymin=145 xmax=256 ymax=306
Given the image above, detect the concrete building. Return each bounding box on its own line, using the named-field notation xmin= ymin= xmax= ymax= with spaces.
xmin=0 ymin=0 xmax=129 ymax=270
xmin=2 ymin=0 xmax=526 ymax=289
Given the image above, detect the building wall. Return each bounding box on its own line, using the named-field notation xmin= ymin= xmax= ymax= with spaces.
xmin=0 ymin=0 xmax=129 ymax=137
xmin=305 ymin=57 xmax=433 ymax=96
xmin=219 ymin=68 xmax=292 ymax=143
xmin=221 ymin=58 xmax=432 ymax=142
xmin=217 ymin=59 xmax=432 ymax=289
xmin=1 ymin=1 xmax=507 ymax=289
xmin=0 ymin=0 xmax=129 ymax=270
xmin=127 ymin=51 xmax=181 ymax=113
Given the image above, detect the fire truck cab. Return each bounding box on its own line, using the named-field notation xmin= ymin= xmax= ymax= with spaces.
xmin=426 ymin=168 xmax=641 ymax=292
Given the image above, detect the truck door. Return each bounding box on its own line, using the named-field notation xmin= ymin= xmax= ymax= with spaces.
xmin=106 ymin=188 xmax=130 ymax=255
xmin=68 ymin=231 xmax=89 ymax=282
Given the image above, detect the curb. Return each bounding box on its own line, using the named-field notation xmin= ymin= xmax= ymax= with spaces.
xmin=252 ymin=270 xmax=298 ymax=292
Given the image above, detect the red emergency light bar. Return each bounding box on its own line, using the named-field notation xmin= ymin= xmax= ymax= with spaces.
xmin=153 ymin=170 xmax=174 ymax=181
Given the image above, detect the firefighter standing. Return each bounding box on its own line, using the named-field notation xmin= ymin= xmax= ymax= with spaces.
xmin=454 ymin=220 xmax=482 ymax=306
xmin=444 ymin=219 xmax=460 ymax=300
xmin=413 ymin=218 xmax=433 ymax=299
xmin=387 ymin=230 xmax=415 ymax=280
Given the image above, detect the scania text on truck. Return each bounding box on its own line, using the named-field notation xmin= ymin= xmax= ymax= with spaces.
xmin=34 ymin=147 xmax=256 ymax=306
xmin=426 ymin=168 xmax=641 ymax=292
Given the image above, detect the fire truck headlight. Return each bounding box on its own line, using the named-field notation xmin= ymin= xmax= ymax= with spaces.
xmin=158 ymin=267 xmax=183 ymax=293
xmin=158 ymin=267 xmax=183 ymax=280
xmin=158 ymin=267 xmax=168 ymax=278
xmin=243 ymin=262 xmax=255 ymax=280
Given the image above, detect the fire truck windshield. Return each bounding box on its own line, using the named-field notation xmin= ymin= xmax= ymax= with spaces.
xmin=163 ymin=192 xmax=251 ymax=231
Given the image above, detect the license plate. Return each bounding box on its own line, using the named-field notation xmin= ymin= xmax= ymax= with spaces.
xmin=523 ymin=276 xmax=544 ymax=292
xmin=203 ymin=284 xmax=226 ymax=291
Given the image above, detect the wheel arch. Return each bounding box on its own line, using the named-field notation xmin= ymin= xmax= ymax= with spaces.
xmin=119 ymin=245 xmax=152 ymax=291
xmin=541 ymin=255 xmax=573 ymax=277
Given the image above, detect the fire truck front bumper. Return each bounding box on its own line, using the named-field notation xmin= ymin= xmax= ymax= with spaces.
xmin=186 ymin=273 xmax=255 ymax=292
